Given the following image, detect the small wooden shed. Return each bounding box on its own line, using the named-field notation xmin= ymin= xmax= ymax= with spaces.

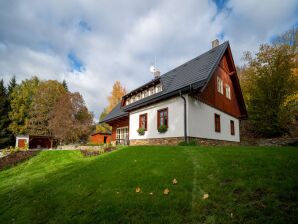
xmin=90 ymin=132 xmax=111 ymax=144
xmin=16 ymin=135 xmax=54 ymax=149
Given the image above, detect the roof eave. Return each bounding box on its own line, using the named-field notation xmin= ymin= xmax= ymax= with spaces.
xmin=99 ymin=114 xmax=129 ymax=124
xmin=123 ymin=82 xmax=205 ymax=112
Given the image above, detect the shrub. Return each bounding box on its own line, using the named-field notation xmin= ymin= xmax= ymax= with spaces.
xmin=178 ymin=139 xmax=198 ymax=146
xmin=104 ymin=146 xmax=116 ymax=153
xmin=158 ymin=125 xmax=168 ymax=133
xmin=9 ymin=146 xmax=20 ymax=154
xmin=2 ymin=148 xmax=9 ymax=156
xmin=137 ymin=128 xmax=145 ymax=136
xmin=24 ymin=143 xmax=29 ymax=151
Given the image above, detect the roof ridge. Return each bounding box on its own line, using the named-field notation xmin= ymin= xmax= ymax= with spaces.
xmin=124 ymin=41 xmax=229 ymax=97
xmin=200 ymin=41 xmax=229 ymax=92
xmin=100 ymin=41 xmax=230 ymax=123
xmin=161 ymin=41 xmax=229 ymax=78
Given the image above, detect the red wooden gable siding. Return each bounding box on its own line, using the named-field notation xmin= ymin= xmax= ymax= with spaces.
xmin=198 ymin=53 xmax=246 ymax=118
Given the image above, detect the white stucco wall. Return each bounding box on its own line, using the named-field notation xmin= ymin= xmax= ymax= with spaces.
xmin=15 ymin=135 xmax=29 ymax=147
xmin=129 ymin=95 xmax=240 ymax=142
xmin=187 ymin=97 xmax=240 ymax=142
xmin=129 ymin=96 xmax=185 ymax=139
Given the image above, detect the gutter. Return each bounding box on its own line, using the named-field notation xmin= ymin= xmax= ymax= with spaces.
xmin=179 ymin=91 xmax=188 ymax=143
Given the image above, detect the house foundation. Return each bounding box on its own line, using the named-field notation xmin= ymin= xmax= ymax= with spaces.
xmin=129 ymin=137 xmax=240 ymax=146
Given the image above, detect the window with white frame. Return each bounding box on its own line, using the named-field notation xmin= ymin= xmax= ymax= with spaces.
xmin=156 ymin=84 xmax=162 ymax=93
xmin=225 ymin=84 xmax=231 ymax=99
xmin=116 ymin=127 xmax=129 ymax=140
xmin=125 ymin=83 xmax=163 ymax=106
xmin=217 ymin=77 xmax=223 ymax=94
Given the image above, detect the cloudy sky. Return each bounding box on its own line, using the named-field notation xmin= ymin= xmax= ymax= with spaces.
xmin=0 ymin=0 xmax=297 ymax=121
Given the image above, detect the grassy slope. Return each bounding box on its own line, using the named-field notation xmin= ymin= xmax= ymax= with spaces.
xmin=0 ymin=146 xmax=297 ymax=224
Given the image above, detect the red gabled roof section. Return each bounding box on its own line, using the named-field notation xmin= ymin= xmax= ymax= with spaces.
xmin=199 ymin=43 xmax=247 ymax=119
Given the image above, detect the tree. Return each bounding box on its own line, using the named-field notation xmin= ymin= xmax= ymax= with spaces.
xmin=49 ymin=92 xmax=93 ymax=144
xmin=272 ymin=27 xmax=298 ymax=50
xmin=28 ymin=80 xmax=66 ymax=136
xmin=95 ymin=81 xmax=126 ymax=134
xmin=242 ymin=44 xmax=297 ymax=137
xmin=107 ymin=81 xmax=126 ymax=112
xmin=9 ymin=77 xmax=39 ymax=135
xmin=62 ymin=80 xmax=68 ymax=91
xmin=8 ymin=76 xmax=17 ymax=96
xmin=0 ymin=80 xmax=11 ymax=148
xmin=96 ymin=108 xmax=112 ymax=133
xmin=1 ymin=76 xmax=18 ymax=147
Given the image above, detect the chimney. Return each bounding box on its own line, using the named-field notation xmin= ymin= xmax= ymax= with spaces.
xmin=154 ymin=70 xmax=160 ymax=79
xmin=212 ymin=39 xmax=219 ymax=48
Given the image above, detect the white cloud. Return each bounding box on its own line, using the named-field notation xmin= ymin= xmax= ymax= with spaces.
xmin=0 ymin=0 xmax=297 ymax=121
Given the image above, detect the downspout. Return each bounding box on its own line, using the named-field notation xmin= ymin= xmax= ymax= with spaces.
xmin=179 ymin=91 xmax=187 ymax=143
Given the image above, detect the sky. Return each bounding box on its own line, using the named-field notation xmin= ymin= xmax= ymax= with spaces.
xmin=0 ymin=0 xmax=297 ymax=121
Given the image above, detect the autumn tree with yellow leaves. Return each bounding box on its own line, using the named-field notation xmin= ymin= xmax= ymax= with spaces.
xmin=96 ymin=81 xmax=127 ymax=133
xmin=239 ymin=27 xmax=298 ymax=137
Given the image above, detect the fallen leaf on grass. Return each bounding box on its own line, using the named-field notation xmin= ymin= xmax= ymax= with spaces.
xmin=164 ymin=188 xmax=170 ymax=195
xmin=135 ymin=187 xmax=141 ymax=193
xmin=172 ymin=178 xmax=178 ymax=185
xmin=202 ymin=193 xmax=209 ymax=200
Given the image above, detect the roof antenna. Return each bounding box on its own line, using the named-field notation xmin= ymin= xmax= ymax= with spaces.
xmin=150 ymin=56 xmax=160 ymax=79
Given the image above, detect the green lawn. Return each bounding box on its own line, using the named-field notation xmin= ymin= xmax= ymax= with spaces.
xmin=0 ymin=146 xmax=298 ymax=224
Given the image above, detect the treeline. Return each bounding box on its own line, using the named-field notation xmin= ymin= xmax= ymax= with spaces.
xmin=0 ymin=77 xmax=93 ymax=148
xmin=239 ymin=27 xmax=298 ymax=137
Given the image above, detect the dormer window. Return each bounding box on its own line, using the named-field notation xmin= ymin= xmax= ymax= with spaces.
xmin=156 ymin=84 xmax=162 ymax=93
xmin=125 ymin=82 xmax=162 ymax=106
xmin=150 ymin=87 xmax=155 ymax=96
xmin=137 ymin=93 xmax=142 ymax=100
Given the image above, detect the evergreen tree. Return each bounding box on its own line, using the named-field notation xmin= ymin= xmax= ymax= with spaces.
xmin=6 ymin=76 xmax=18 ymax=145
xmin=0 ymin=79 xmax=11 ymax=148
xmin=8 ymin=75 xmax=17 ymax=96
xmin=9 ymin=77 xmax=39 ymax=135
xmin=62 ymin=80 xmax=68 ymax=91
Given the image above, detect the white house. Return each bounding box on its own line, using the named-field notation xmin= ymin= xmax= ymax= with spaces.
xmin=100 ymin=40 xmax=247 ymax=145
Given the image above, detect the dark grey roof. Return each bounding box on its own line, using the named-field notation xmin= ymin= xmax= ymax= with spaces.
xmin=100 ymin=41 xmax=229 ymax=123
xmin=100 ymin=102 xmax=128 ymax=123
